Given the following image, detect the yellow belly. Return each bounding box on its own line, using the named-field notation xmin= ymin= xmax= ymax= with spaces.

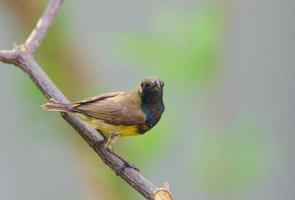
xmin=78 ymin=114 xmax=139 ymax=137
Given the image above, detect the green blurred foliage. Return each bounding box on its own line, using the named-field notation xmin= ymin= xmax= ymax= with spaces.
xmin=194 ymin=121 xmax=276 ymax=196
xmin=112 ymin=6 xmax=226 ymax=85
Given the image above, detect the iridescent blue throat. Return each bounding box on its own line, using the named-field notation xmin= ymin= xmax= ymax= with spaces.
xmin=141 ymin=94 xmax=164 ymax=129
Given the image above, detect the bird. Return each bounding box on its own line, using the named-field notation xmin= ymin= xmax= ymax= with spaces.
xmin=42 ymin=77 xmax=165 ymax=150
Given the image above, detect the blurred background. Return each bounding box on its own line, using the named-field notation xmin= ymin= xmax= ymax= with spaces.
xmin=0 ymin=0 xmax=294 ymax=199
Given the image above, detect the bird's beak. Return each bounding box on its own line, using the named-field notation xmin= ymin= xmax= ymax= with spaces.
xmin=152 ymin=80 xmax=161 ymax=88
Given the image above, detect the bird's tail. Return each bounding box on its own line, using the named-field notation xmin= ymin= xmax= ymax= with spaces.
xmin=42 ymin=101 xmax=73 ymax=112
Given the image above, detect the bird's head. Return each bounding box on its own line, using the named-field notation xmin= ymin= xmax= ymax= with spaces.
xmin=138 ymin=77 xmax=164 ymax=98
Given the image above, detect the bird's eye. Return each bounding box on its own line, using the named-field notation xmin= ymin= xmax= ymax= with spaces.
xmin=160 ymin=81 xmax=164 ymax=87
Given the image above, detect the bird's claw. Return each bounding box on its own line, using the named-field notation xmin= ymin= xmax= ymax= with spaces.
xmin=120 ymin=160 xmax=139 ymax=172
xmin=93 ymin=139 xmax=105 ymax=150
xmin=114 ymin=160 xmax=140 ymax=175
xmin=106 ymin=148 xmax=140 ymax=173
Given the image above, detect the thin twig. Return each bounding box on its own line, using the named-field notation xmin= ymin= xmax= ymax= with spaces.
xmin=0 ymin=0 xmax=172 ymax=199
xmin=25 ymin=0 xmax=63 ymax=54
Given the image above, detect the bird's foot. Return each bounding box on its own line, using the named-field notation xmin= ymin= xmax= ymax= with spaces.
xmin=106 ymin=148 xmax=140 ymax=173
xmin=93 ymin=139 xmax=105 ymax=150
xmin=118 ymin=158 xmax=140 ymax=173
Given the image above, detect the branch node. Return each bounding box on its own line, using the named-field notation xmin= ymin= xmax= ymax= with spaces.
xmin=20 ymin=44 xmax=28 ymax=52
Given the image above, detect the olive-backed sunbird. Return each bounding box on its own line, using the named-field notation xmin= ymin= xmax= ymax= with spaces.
xmin=42 ymin=77 xmax=165 ymax=150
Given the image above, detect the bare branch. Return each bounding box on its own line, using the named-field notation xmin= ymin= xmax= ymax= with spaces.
xmin=0 ymin=0 xmax=173 ymax=199
xmin=0 ymin=49 xmax=16 ymax=63
xmin=25 ymin=0 xmax=63 ymax=54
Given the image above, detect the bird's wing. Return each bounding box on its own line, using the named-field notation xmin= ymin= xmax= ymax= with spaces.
xmin=72 ymin=92 xmax=146 ymax=125
xmin=73 ymin=92 xmax=124 ymax=104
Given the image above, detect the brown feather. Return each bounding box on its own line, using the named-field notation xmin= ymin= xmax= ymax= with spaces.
xmin=72 ymin=92 xmax=124 ymax=106
xmin=71 ymin=91 xmax=146 ymax=126
xmin=42 ymin=102 xmax=72 ymax=112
